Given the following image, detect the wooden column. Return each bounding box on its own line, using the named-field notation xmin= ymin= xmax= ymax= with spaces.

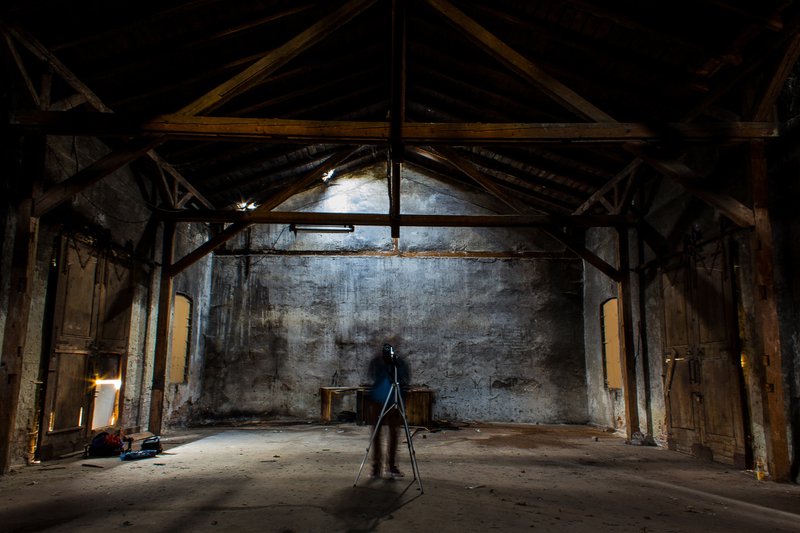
xmin=388 ymin=0 xmax=405 ymax=240
xmin=617 ymin=225 xmax=640 ymax=441
xmin=0 ymin=197 xmax=39 ymax=473
xmin=148 ymin=220 xmax=176 ymax=435
xmin=749 ymin=141 xmax=790 ymax=481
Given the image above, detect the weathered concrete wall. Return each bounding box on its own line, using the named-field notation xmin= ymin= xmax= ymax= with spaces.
xmin=200 ymin=254 xmax=585 ymax=423
xmin=196 ymin=166 xmax=587 ymax=424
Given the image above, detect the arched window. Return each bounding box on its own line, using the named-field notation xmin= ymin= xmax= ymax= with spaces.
xmin=170 ymin=294 xmax=193 ymax=384
xmin=600 ymin=298 xmax=623 ymax=390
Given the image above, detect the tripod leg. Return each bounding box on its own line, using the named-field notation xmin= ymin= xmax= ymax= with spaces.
xmin=354 ymin=388 xmax=396 ymax=486
xmin=396 ymin=389 xmax=423 ymax=493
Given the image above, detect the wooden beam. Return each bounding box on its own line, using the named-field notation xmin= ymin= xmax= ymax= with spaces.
xmin=424 ymin=0 xmax=613 ymax=121
xmin=543 ymin=228 xmax=621 ymax=281
xmin=177 ymin=0 xmax=376 ymax=116
xmin=11 ymin=111 xmax=781 ymax=143
xmin=167 ymin=210 xmax=632 ymax=228
xmin=748 ymin=141 xmax=791 ymax=481
xmin=33 ymin=137 xmax=164 ymax=217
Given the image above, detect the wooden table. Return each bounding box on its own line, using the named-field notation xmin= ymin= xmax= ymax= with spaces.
xmin=320 ymin=386 xmax=433 ymax=427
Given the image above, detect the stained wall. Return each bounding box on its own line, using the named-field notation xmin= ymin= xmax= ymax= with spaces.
xmin=195 ymin=166 xmax=588 ymax=424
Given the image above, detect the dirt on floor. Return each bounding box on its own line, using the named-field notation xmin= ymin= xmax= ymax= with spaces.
xmin=0 ymin=422 xmax=798 ymax=532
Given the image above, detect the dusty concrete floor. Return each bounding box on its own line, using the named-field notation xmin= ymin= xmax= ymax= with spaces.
xmin=0 ymin=422 xmax=798 ymax=532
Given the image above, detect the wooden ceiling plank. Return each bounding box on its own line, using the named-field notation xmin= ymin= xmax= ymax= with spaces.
xmin=177 ymin=0 xmax=377 ymax=116
xmin=423 ymin=0 xmax=614 ymax=121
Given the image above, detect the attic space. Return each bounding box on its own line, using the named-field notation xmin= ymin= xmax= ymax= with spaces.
xmin=1 ymin=0 xmax=800 ymax=523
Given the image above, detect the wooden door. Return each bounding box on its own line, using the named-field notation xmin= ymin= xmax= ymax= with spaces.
xmin=662 ymin=239 xmax=746 ymax=467
xmin=38 ymin=236 xmax=132 ymax=460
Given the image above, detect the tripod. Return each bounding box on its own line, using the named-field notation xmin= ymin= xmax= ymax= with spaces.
xmin=354 ymin=355 xmax=423 ymax=493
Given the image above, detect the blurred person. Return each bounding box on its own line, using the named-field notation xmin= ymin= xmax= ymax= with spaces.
xmin=366 ymin=343 xmax=410 ymax=478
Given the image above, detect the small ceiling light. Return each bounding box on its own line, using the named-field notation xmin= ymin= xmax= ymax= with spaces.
xmin=236 ymin=200 xmax=258 ymax=211
xmin=322 ymin=169 xmax=336 ymax=182
xmin=290 ymin=224 xmax=354 ymax=234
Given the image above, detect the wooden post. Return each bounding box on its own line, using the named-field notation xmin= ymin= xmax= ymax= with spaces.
xmin=389 ymin=0 xmax=405 ymax=240
xmin=148 ymin=220 xmax=175 ymax=435
xmin=617 ymin=225 xmax=640 ymax=441
xmin=749 ymin=141 xmax=791 ymax=481
xmin=0 ymin=198 xmax=39 ymax=473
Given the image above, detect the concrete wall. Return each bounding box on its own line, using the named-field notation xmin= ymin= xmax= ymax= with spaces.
xmin=195 ymin=166 xmax=587 ymax=424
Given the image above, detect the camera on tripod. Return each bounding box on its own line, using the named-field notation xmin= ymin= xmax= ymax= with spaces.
xmin=383 ymin=343 xmax=396 ymax=363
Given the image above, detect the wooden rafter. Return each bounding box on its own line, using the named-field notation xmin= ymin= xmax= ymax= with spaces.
xmin=424 ymin=0 xmax=613 ymax=121
xmin=177 ymin=0 xmax=377 ymax=116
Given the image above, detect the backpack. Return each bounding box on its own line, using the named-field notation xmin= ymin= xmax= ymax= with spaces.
xmin=86 ymin=431 xmax=124 ymax=457
xmin=141 ymin=436 xmax=163 ymax=454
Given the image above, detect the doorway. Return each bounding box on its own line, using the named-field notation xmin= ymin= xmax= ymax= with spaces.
xmin=661 ymin=236 xmax=746 ymax=467
xmin=37 ymin=235 xmax=132 ymax=460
